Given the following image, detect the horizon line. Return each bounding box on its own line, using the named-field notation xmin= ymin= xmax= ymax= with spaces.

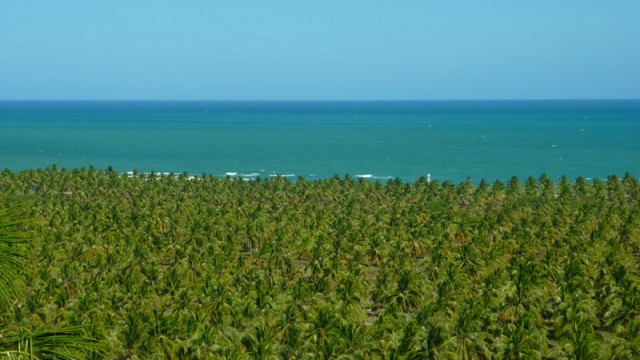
xmin=2 ymin=98 xmax=640 ymax=102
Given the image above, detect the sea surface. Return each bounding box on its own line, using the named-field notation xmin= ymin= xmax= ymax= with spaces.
xmin=1 ymin=100 xmax=639 ymax=183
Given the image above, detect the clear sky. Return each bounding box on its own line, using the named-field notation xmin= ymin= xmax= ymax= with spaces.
xmin=1 ymin=1 xmax=639 ymax=100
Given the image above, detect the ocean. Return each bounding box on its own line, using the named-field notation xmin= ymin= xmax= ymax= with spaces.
xmin=1 ymin=100 xmax=639 ymax=183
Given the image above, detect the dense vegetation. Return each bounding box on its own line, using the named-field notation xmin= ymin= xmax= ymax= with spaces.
xmin=1 ymin=167 xmax=639 ymax=359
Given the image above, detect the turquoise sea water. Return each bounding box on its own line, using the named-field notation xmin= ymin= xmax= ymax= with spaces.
xmin=1 ymin=100 xmax=639 ymax=183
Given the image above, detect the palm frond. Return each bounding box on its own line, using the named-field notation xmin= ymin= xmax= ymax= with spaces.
xmin=0 ymin=325 xmax=104 ymax=360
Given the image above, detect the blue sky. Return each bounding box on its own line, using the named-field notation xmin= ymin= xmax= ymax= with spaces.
xmin=1 ymin=1 xmax=639 ymax=100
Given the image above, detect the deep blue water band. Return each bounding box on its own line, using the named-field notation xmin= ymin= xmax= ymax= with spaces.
xmin=1 ymin=100 xmax=639 ymax=182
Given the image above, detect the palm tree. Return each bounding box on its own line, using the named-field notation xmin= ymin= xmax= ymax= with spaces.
xmin=385 ymin=268 xmax=423 ymax=314
xmin=304 ymin=305 xmax=341 ymax=356
xmin=495 ymin=311 xmax=546 ymax=359
xmin=622 ymin=172 xmax=639 ymax=202
xmin=506 ymin=176 xmax=522 ymax=198
xmin=438 ymin=299 xmax=492 ymax=359
xmin=241 ymin=320 xmax=279 ymax=359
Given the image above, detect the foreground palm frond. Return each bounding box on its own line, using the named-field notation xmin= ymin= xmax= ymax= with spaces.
xmin=0 ymin=326 xmax=102 ymax=360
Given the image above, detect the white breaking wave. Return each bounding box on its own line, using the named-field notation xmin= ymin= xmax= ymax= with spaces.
xmin=121 ymin=170 xmax=401 ymax=182
xmin=123 ymin=171 xmax=197 ymax=180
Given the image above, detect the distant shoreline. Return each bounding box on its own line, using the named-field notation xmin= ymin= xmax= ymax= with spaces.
xmin=4 ymin=166 xmax=637 ymax=186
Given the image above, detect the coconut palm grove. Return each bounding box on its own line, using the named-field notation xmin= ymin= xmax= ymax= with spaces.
xmin=0 ymin=167 xmax=639 ymax=358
